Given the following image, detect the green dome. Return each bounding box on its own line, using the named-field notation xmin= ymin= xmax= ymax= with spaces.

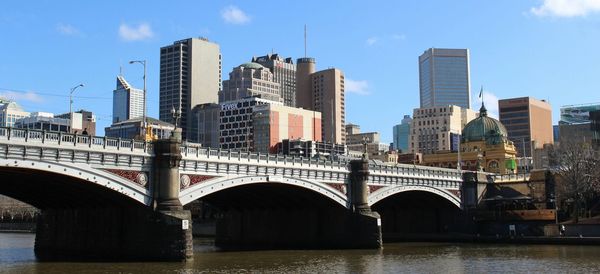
xmin=462 ymin=104 xmax=508 ymax=144
xmin=239 ymin=62 xmax=265 ymax=69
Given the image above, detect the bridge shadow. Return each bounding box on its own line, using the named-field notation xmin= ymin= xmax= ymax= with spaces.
xmin=372 ymin=191 xmax=469 ymax=241
xmin=196 ymin=183 xmax=349 ymax=250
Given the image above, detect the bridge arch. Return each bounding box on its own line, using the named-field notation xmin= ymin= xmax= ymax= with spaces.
xmin=368 ymin=185 xmax=461 ymax=209
xmin=0 ymin=158 xmax=152 ymax=208
xmin=179 ymin=175 xmax=348 ymax=208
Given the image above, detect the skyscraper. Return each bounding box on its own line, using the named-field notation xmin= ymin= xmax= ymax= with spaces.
xmin=311 ymin=68 xmax=346 ymax=144
xmin=498 ymin=97 xmax=553 ymax=158
xmin=159 ymin=37 xmax=221 ymax=139
xmin=112 ymin=75 xmax=143 ymax=123
xmin=393 ymin=115 xmax=412 ymax=152
xmin=252 ymin=54 xmax=296 ymax=107
xmin=419 ymin=48 xmax=471 ymax=109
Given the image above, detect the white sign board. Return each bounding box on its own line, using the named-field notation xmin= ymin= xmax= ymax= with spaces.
xmin=182 ymin=220 xmax=189 ymax=230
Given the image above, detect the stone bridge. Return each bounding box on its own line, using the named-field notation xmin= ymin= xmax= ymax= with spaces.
xmin=0 ymin=127 xmax=468 ymax=261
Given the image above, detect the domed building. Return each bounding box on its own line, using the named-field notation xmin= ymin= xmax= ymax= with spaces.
xmin=422 ymin=103 xmax=518 ymax=174
xmin=219 ymin=62 xmax=283 ymax=103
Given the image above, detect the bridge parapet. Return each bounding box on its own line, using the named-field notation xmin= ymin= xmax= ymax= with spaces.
xmin=0 ymin=127 xmax=152 ymax=155
xmin=492 ymin=173 xmax=531 ymax=183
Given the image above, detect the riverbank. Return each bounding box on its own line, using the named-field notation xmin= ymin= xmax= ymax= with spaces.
xmin=385 ymin=233 xmax=600 ymax=245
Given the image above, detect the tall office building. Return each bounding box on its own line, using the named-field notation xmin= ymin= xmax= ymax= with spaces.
xmin=159 ymin=37 xmax=221 ymax=139
xmin=295 ymin=57 xmax=316 ymax=110
xmin=311 ymin=68 xmax=346 ymax=144
xmin=498 ymin=97 xmax=553 ymax=158
xmin=113 ymin=75 xmax=143 ymax=123
xmin=409 ymin=105 xmax=477 ymax=154
xmin=189 ymin=103 xmax=220 ymax=148
xmin=252 ymin=54 xmax=296 ymax=107
xmin=393 ymin=115 xmax=412 ymax=152
xmin=419 ymin=48 xmax=471 ymax=109
xmin=219 ymin=62 xmax=282 ymax=103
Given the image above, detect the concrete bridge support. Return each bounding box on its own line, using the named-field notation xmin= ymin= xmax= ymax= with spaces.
xmin=34 ymin=129 xmax=192 ymax=261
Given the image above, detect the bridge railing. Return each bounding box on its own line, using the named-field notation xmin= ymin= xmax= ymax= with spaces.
xmin=0 ymin=127 xmax=151 ymax=153
xmin=180 ymin=145 xmax=351 ymax=169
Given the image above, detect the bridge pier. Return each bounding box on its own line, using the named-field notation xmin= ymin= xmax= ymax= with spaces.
xmin=34 ymin=128 xmax=192 ymax=261
xmin=347 ymin=158 xmax=382 ymax=248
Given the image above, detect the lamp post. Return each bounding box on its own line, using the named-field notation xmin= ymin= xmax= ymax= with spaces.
xmin=129 ymin=60 xmax=147 ymax=139
xmin=69 ymin=84 xmax=84 ymax=132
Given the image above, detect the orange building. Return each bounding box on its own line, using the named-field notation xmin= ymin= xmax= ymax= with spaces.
xmin=253 ymin=103 xmax=322 ymax=153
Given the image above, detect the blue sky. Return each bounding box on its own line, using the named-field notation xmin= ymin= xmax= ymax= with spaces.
xmin=2 ymin=0 xmax=600 ymax=143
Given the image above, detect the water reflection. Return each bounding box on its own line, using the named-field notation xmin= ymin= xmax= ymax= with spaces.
xmin=3 ymin=233 xmax=600 ymax=273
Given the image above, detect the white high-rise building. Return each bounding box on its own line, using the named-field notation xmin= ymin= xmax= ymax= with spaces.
xmin=0 ymin=98 xmax=30 ymax=127
xmin=112 ymin=75 xmax=143 ymax=123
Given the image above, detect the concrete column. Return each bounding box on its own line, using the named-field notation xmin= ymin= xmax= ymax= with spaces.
xmin=347 ymin=158 xmax=382 ymax=248
xmin=153 ymin=128 xmax=183 ymax=211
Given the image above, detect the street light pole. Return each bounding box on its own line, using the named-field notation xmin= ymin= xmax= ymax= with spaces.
xmin=69 ymin=84 xmax=84 ymax=132
xmin=129 ymin=60 xmax=147 ymax=139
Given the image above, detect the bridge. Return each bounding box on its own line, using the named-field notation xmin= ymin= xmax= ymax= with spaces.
xmin=0 ymin=127 xmax=470 ymax=261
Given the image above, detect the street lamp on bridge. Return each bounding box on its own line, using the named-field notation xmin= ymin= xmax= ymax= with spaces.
xmin=69 ymin=83 xmax=84 ymax=133
xmin=129 ymin=60 xmax=147 ymax=140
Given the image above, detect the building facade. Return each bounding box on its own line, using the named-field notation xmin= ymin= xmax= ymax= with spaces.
xmin=0 ymin=99 xmax=30 ymax=127
xmin=218 ymin=97 xmax=277 ymax=151
xmin=159 ymin=37 xmax=222 ymax=139
xmin=252 ymin=103 xmax=322 ymax=154
xmin=219 ymin=62 xmax=282 ymax=104
xmin=113 ymin=75 xmax=143 ymax=123
xmin=55 ymin=110 xmax=96 ymax=136
xmin=393 ymin=115 xmax=412 ymax=152
xmin=419 ymin=48 xmax=471 ymax=109
xmin=189 ymin=103 xmax=220 ymax=148
xmin=311 ymin=68 xmax=346 ymax=144
xmin=409 ymin=105 xmax=477 ymax=154
xmin=252 ymin=54 xmax=296 ymax=107
xmin=498 ymin=97 xmax=553 ymax=159
xmin=14 ymin=112 xmax=70 ymax=132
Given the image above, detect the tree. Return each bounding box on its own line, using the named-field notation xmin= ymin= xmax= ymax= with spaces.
xmin=551 ymin=141 xmax=600 ymax=223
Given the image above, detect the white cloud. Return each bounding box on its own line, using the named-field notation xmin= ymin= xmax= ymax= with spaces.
xmin=221 ymin=6 xmax=251 ymax=25
xmin=0 ymin=91 xmax=44 ymax=103
xmin=473 ymin=90 xmax=499 ymax=118
xmin=531 ymin=0 xmax=600 ymax=17
xmin=119 ymin=23 xmax=154 ymax=41
xmin=345 ymin=79 xmax=371 ymax=95
xmin=56 ymin=23 xmax=80 ymax=36
xmin=366 ymin=37 xmax=378 ymax=46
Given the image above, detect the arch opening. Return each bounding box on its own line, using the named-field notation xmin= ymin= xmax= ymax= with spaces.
xmin=372 ymin=190 xmax=469 ymax=241
xmin=189 ymin=182 xmax=348 ymax=250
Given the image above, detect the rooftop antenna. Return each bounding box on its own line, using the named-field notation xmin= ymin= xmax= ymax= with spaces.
xmin=304 ymin=24 xmax=307 ymax=58
xmin=119 ymin=65 xmax=123 ymax=76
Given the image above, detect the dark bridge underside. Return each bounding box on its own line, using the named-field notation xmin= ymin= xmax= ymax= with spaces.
xmin=0 ymin=167 xmax=140 ymax=209
xmin=373 ymin=191 xmax=470 ymax=241
xmin=199 ymin=183 xmax=350 ymax=249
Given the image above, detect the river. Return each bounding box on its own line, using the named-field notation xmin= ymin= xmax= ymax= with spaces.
xmin=2 ymin=233 xmax=600 ymax=273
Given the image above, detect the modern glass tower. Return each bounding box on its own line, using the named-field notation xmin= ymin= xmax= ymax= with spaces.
xmin=393 ymin=115 xmax=412 ymax=152
xmin=419 ymin=48 xmax=471 ymax=109
xmin=113 ymin=75 xmax=143 ymax=123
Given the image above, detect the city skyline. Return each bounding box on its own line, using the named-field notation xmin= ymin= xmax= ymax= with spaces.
xmin=2 ymin=1 xmax=600 ymax=144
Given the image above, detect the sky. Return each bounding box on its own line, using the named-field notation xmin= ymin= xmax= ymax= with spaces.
xmin=1 ymin=0 xmax=600 ymax=143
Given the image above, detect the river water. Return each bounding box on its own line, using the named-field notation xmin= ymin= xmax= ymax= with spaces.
xmin=2 ymin=233 xmax=600 ymax=273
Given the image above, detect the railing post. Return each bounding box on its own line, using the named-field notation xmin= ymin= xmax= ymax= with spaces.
xmin=117 ymin=138 xmax=121 ymax=150
xmin=6 ymin=127 xmax=11 ymax=141
xmin=73 ymin=133 xmax=77 ymax=147
xmin=103 ymin=136 xmax=107 ymax=149
xmin=42 ymin=130 xmax=46 ymax=144
xmin=57 ymin=132 xmax=61 ymax=145
xmin=25 ymin=129 xmax=29 ymax=142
